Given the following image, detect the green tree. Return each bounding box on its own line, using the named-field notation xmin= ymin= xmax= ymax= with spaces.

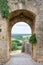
xmin=11 ymin=42 xmax=17 ymax=51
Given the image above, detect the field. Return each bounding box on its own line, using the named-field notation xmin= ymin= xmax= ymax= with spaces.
xmin=11 ymin=34 xmax=31 ymax=51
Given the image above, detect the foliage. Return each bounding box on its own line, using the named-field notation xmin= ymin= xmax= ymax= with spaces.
xmin=29 ymin=34 xmax=37 ymax=44
xmin=11 ymin=40 xmax=22 ymax=51
xmin=12 ymin=40 xmax=22 ymax=46
xmin=0 ymin=0 xmax=9 ymax=19
xmin=16 ymin=42 xmax=22 ymax=46
xmin=11 ymin=42 xmax=17 ymax=51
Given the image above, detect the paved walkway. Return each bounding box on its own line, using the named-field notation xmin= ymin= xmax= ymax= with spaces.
xmin=5 ymin=51 xmax=43 ymax=65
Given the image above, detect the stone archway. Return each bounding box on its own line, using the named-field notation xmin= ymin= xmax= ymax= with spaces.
xmin=0 ymin=0 xmax=43 ymax=63
xmin=7 ymin=9 xmax=36 ymax=60
xmin=8 ymin=9 xmax=36 ymax=31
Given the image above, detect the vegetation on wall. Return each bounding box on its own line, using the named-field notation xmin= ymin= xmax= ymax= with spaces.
xmin=0 ymin=0 xmax=31 ymax=19
xmin=0 ymin=0 xmax=25 ymax=19
xmin=21 ymin=0 xmax=25 ymax=5
xmin=0 ymin=0 xmax=9 ymax=19
xmin=29 ymin=34 xmax=37 ymax=44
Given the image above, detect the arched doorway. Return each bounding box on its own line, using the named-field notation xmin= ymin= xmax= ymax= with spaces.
xmin=8 ymin=9 xmax=36 ymax=59
xmin=11 ymin=22 xmax=32 ymax=54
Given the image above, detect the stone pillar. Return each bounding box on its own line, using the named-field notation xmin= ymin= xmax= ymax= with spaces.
xmin=0 ymin=17 xmax=10 ymax=62
xmin=33 ymin=2 xmax=43 ymax=61
xmin=36 ymin=12 xmax=43 ymax=61
xmin=25 ymin=43 xmax=32 ymax=55
xmin=22 ymin=41 xmax=32 ymax=55
xmin=22 ymin=42 xmax=25 ymax=52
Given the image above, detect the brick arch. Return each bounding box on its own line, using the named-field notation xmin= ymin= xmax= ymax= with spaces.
xmin=8 ymin=9 xmax=36 ymax=54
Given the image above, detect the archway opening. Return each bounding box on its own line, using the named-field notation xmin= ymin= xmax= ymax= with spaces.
xmin=10 ymin=22 xmax=32 ymax=55
xmin=8 ymin=9 xmax=36 ymax=57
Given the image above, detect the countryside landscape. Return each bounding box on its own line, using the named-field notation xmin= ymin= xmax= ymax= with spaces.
xmin=11 ymin=34 xmax=31 ymax=51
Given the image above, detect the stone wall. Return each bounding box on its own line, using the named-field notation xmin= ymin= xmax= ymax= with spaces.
xmin=0 ymin=15 xmax=10 ymax=62
xmin=22 ymin=42 xmax=32 ymax=55
xmin=0 ymin=0 xmax=43 ymax=62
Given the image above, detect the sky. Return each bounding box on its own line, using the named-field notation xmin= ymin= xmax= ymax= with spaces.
xmin=11 ymin=22 xmax=32 ymax=34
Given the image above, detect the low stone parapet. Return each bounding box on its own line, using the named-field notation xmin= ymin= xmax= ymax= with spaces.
xmin=22 ymin=42 xmax=32 ymax=55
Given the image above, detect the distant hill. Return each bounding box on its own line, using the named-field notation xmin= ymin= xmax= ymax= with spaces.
xmin=11 ymin=34 xmax=31 ymax=38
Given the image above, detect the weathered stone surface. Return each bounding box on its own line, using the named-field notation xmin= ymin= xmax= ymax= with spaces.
xmin=22 ymin=42 xmax=32 ymax=55
xmin=0 ymin=0 xmax=43 ymax=62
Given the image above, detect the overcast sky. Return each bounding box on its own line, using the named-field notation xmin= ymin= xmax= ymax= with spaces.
xmin=11 ymin=22 xmax=32 ymax=34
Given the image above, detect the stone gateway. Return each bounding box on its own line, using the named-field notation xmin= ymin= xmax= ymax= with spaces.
xmin=0 ymin=0 xmax=43 ymax=62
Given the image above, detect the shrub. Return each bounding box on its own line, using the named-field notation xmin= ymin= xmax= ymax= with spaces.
xmin=12 ymin=40 xmax=22 ymax=46
xmin=29 ymin=34 xmax=37 ymax=44
xmin=11 ymin=40 xmax=22 ymax=51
